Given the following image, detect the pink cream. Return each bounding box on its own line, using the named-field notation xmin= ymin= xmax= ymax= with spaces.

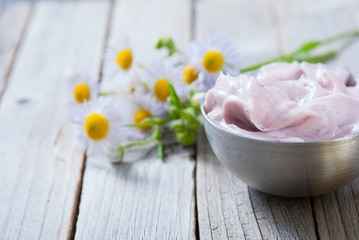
xmin=204 ymin=62 xmax=359 ymax=142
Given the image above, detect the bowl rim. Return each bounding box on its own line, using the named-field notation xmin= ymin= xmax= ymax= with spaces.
xmin=200 ymin=101 xmax=359 ymax=145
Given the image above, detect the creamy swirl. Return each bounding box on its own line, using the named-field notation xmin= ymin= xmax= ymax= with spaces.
xmin=204 ymin=62 xmax=359 ymax=142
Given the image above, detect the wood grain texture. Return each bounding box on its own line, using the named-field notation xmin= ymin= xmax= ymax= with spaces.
xmin=76 ymin=145 xmax=196 ymax=239
xmin=0 ymin=1 xmax=110 ymax=239
xmin=0 ymin=2 xmax=31 ymax=96
xmin=195 ymin=0 xmax=279 ymax=66
xmin=75 ymin=0 xmax=196 ymax=239
xmin=272 ymin=0 xmax=359 ymax=68
xmin=273 ymin=0 xmax=359 ymax=239
xmin=249 ymin=189 xmax=316 ymax=240
xmin=111 ymin=0 xmax=191 ymax=64
xmin=196 ymin=130 xmax=262 ymax=240
xmin=196 ymin=130 xmax=317 ymax=240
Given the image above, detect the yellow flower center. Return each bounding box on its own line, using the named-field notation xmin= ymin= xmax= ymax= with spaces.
xmin=202 ymin=51 xmax=224 ymax=73
xmin=134 ymin=109 xmax=152 ymax=131
xmin=74 ymin=84 xmax=90 ymax=103
xmin=182 ymin=65 xmax=199 ymax=85
xmin=116 ymin=49 xmax=133 ymax=70
xmin=154 ymin=79 xmax=170 ymax=101
xmin=84 ymin=113 xmax=109 ymax=141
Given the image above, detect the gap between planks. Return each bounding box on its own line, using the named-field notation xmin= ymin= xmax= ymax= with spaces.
xmin=0 ymin=2 xmax=33 ymax=100
xmin=271 ymin=0 xmax=359 ymax=239
xmin=0 ymin=1 xmax=111 ymax=239
xmin=191 ymin=0 xmax=201 ymax=239
xmin=74 ymin=0 xmax=196 ymax=239
xmin=66 ymin=153 xmax=86 ymax=240
xmin=67 ymin=0 xmax=115 ymax=238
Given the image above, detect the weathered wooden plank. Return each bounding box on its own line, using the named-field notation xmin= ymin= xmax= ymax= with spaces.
xmin=196 ymin=0 xmax=318 ymax=239
xmin=0 ymin=1 xmax=110 ymax=239
xmin=248 ymin=189 xmax=316 ymax=240
xmin=75 ymin=0 xmax=196 ymax=239
xmin=76 ymin=145 xmax=196 ymax=239
xmin=273 ymin=0 xmax=359 ymax=239
xmin=272 ymin=0 xmax=359 ymax=66
xmin=104 ymin=0 xmax=191 ymax=66
xmin=197 ymin=130 xmax=262 ymax=240
xmin=197 ymin=130 xmax=317 ymax=240
xmin=0 ymin=2 xmax=31 ymax=96
xmin=195 ymin=0 xmax=279 ymax=66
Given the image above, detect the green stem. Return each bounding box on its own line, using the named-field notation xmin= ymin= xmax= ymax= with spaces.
xmin=112 ymin=125 xmax=162 ymax=164
xmin=120 ymin=126 xmax=160 ymax=149
xmin=99 ymin=91 xmax=116 ymax=96
xmin=240 ymin=29 xmax=359 ymax=73
xmin=322 ymin=29 xmax=359 ymax=44
xmin=126 ymin=116 xmax=175 ymax=128
xmin=159 ymin=116 xmax=176 ymax=125
xmin=240 ymin=56 xmax=285 ymax=73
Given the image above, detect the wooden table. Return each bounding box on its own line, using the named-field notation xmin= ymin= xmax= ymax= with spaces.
xmin=1 ymin=0 xmax=359 ymax=239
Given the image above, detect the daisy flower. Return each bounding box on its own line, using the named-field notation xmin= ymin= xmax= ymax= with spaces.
xmin=146 ymin=59 xmax=188 ymax=103
xmin=103 ymin=36 xmax=136 ymax=82
xmin=64 ymin=70 xmax=98 ymax=121
xmin=118 ymin=68 xmax=149 ymax=96
xmin=75 ymin=97 xmax=124 ymax=156
xmin=180 ymin=63 xmax=205 ymax=91
xmin=190 ymin=32 xmax=241 ymax=90
xmin=122 ymin=93 xmax=166 ymax=140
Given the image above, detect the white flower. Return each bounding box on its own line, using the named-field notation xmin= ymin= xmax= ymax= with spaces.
xmin=64 ymin=70 xmax=98 ymax=121
xmin=122 ymin=93 xmax=166 ymax=140
xmin=103 ymin=36 xmax=136 ymax=82
xmin=75 ymin=97 xmax=124 ymax=157
xmin=190 ymin=32 xmax=241 ymax=90
xmin=190 ymin=91 xmax=205 ymax=108
xmin=146 ymin=59 xmax=188 ymax=103
xmin=180 ymin=63 xmax=205 ymax=91
xmin=117 ymin=68 xmax=149 ymax=96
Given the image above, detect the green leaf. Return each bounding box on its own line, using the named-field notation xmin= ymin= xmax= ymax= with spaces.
xmin=169 ymin=106 xmax=181 ymax=119
xmin=183 ymin=107 xmax=196 ymax=116
xmin=168 ymin=83 xmax=182 ymax=109
xmin=190 ymin=89 xmax=200 ymax=97
xmin=155 ymin=38 xmax=165 ymax=49
xmin=165 ymin=38 xmax=176 ymax=56
xmin=170 ymin=119 xmax=187 ymax=132
xmin=188 ymin=120 xmax=201 ymax=131
xmin=297 ymin=41 xmax=321 ymax=52
xmin=301 ymin=51 xmax=338 ymax=63
xmin=183 ymin=107 xmax=201 ymax=128
xmin=176 ymin=131 xmax=196 ymax=146
xmin=154 ymin=37 xmax=178 ymax=56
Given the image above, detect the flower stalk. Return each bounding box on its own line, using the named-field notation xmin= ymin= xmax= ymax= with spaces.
xmin=241 ymin=29 xmax=359 ymax=73
xmin=116 ymin=84 xmax=202 ymax=162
